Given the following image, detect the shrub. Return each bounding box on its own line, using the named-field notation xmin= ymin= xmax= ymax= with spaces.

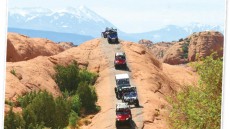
xmin=23 ymin=91 xmax=56 ymax=128
xmin=17 ymin=91 xmax=71 ymax=129
xmin=77 ymin=82 xmax=98 ymax=112
xmin=4 ymin=107 xmax=25 ymax=129
xmin=17 ymin=91 xmax=38 ymax=108
xmin=179 ymin=38 xmax=183 ymax=42
xmin=54 ymin=61 xmax=80 ymax=93
xmin=79 ymin=69 xmax=98 ymax=85
xmin=181 ymin=42 xmax=189 ymax=59
xmin=54 ymin=61 xmax=99 ymax=113
xmin=10 ymin=69 xmax=16 ymax=76
xmin=169 ymin=53 xmax=222 ymax=129
xmin=54 ymin=97 xmax=71 ymax=128
xmin=68 ymin=110 xmax=79 ymax=128
xmin=54 ymin=61 xmax=98 ymax=95
xmin=71 ymin=94 xmax=82 ymax=114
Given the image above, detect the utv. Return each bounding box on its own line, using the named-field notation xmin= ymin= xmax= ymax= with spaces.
xmin=101 ymin=27 xmax=117 ymax=38
xmin=114 ymin=74 xmax=131 ymax=99
xmin=107 ymin=31 xmax=119 ymax=44
xmin=114 ymin=52 xmax=127 ymax=69
xmin=122 ymin=87 xmax=140 ymax=107
xmin=115 ymin=103 xmax=132 ymax=127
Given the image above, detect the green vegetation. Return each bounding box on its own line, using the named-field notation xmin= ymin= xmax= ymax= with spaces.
xmin=4 ymin=107 xmax=25 ymax=129
xmin=4 ymin=61 xmax=99 ymax=129
xmin=10 ymin=69 xmax=16 ymax=76
xmin=179 ymin=38 xmax=183 ymax=42
xmin=54 ymin=61 xmax=97 ymax=95
xmin=180 ymin=42 xmax=189 ymax=59
xmin=169 ymin=53 xmax=222 ymax=129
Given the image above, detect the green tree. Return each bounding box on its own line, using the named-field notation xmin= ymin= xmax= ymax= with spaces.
xmin=169 ymin=53 xmax=222 ymax=129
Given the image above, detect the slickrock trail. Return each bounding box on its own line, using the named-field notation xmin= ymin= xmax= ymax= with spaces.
xmin=83 ymin=39 xmax=143 ymax=129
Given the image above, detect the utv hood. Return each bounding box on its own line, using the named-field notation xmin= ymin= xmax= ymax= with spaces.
xmin=116 ymin=114 xmax=131 ymax=121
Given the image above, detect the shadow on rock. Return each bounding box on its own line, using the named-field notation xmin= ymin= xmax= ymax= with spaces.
xmin=116 ymin=120 xmax=137 ymax=129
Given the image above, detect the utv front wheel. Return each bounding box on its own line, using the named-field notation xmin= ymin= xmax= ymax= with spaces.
xmin=135 ymin=100 xmax=140 ymax=107
xmin=116 ymin=38 xmax=119 ymax=43
xmin=107 ymin=39 xmax=111 ymax=43
xmin=116 ymin=121 xmax=119 ymax=127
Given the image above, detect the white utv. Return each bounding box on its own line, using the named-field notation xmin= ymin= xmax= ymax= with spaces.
xmin=114 ymin=73 xmax=131 ymax=100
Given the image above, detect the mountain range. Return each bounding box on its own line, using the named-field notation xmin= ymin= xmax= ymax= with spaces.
xmin=8 ymin=6 xmax=224 ymax=44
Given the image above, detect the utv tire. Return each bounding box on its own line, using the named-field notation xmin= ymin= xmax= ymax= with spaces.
xmin=135 ymin=100 xmax=140 ymax=107
xmin=116 ymin=38 xmax=119 ymax=43
xmin=116 ymin=121 xmax=119 ymax=127
xmin=107 ymin=39 xmax=111 ymax=44
xmin=114 ymin=65 xmax=118 ymax=69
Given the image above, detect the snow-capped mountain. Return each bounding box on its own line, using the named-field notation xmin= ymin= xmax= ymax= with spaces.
xmin=183 ymin=22 xmax=224 ymax=34
xmin=8 ymin=6 xmax=115 ymax=37
xmin=125 ymin=23 xmax=224 ymax=42
xmin=8 ymin=7 xmax=224 ymax=43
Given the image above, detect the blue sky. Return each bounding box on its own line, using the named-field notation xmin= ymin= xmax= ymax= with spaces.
xmin=8 ymin=0 xmax=226 ymax=33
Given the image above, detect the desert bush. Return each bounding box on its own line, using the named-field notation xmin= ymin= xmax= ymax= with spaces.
xmin=4 ymin=107 xmax=25 ymax=129
xmin=16 ymin=91 xmax=71 ymax=129
xmin=54 ymin=96 xmax=72 ymax=128
xmin=54 ymin=61 xmax=98 ymax=95
xmin=179 ymin=38 xmax=183 ymax=42
xmin=181 ymin=42 xmax=189 ymax=59
xmin=23 ymin=91 xmax=56 ymax=128
xmin=68 ymin=110 xmax=79 ymax=128
xmin=77 ymin=82 xmax=98 ymax=112
xmin=169 ymin=53 xmax=222 ymax=129
xmin=17 ymin=91 xmax=38 ymax=108
xmin=54 ymin=61 xmax=99 ymax=113
xmin=54 ymin=61 xmax=80 ymax=93
xmin=79 ymin=69 xmax=98 ymax=85
xmin=71 ymin=94 xmax=82 ymax=114
xmin=10 ymin=69 xmax=16 ymax=76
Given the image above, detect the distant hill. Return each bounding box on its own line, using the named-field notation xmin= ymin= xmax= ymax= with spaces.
xmin=8 ymin=28 xmax=93 ymax=45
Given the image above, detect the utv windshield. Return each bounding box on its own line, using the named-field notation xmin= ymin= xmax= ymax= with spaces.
xmin=116 ymin=110 xmax=129 ymax=115
xmin=116 ymin=79 xmax=130 ymax=87
xmin=109 ymin=32 xmax=117 ymax=37
xmin=125 ymin=92 xmax=137 ymax=97
xmin=116 ymin=56 xmax=125 ymax=60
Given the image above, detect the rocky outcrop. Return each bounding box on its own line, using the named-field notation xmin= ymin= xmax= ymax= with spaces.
xmin=188 ymin=31 xmax=223 ymax=61
xmin=150 ymin=42 xmax=174 ymax=60
xmin=6 ymin=39 xmax=22 ymax=62
xmin=7 ymin=33 xmax=65 ymax=62
xmin=57 ymin=42 xmax=75 ymax=50
xmin=161 ymin=31 xmax=223 ymax=65
xmin=138 ymin=39 xmax=153 ymax=47
xmin=162 ymin=41 xmax=188 ymax=65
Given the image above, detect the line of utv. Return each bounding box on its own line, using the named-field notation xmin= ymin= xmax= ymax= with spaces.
xmin=102 ymin=28 xmax=139 ymax=127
